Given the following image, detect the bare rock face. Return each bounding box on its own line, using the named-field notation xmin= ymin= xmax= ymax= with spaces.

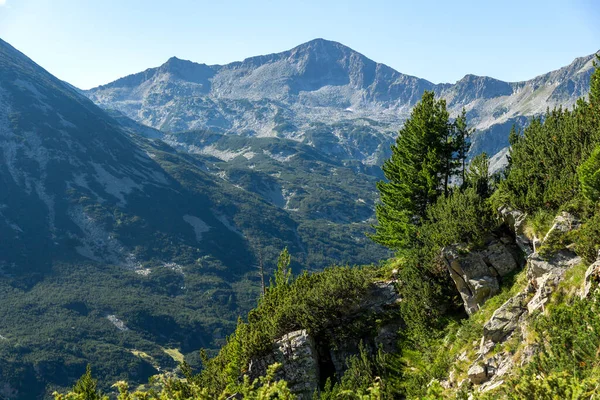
xmin=359 ymin=280 xmax=400 ymax=314
xmin=582 ymin=251 xmax=600 ymax=298
xmin=583 ymin=261 xmax=600 ymax=298
xmin=465 ymin=211 xmax=586 ymax=393
xmin=468 ymin=364 xmax=488 ymax=384
xmin=527 ymin=251 xmax=578 ymax=280
xmin=469 ymin=351 xmax=514 ymax=389
xmin=484 ymin=351 xmax=514 ymax=380
xmin=482 ymin=241 xmax=518 ymax=276
xmin=249 ymin=330 xmax=320 ymax=399
xmin=498 ymin=206 xmax=532 ymax=255
xmin=483 ymin=293 xmax=527 ymax=344
xmin=443 ymin=239 xmax=519 ymax=315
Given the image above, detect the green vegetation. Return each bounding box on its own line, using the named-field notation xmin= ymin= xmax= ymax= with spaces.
xmin=36 ymin=50 xmax=600 ymax=400
xmin=54 ymin=363 xmax=294 ymax=400
xmin=394 ymin=55 xmax=600 ymax=399
xmin=371 ymin=91 xmax=470 ymax=250
xmin=170 ymin=129 xmax=391 ymax=268
xmin=199 ymin=257 xmax=380 ymax=397
xmin=578 ymin=145 xmax=600 ymax=202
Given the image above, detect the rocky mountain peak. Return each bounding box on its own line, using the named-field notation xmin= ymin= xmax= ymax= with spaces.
xmin=447 ymin=74 xmax=514 ymax=103
xmin=157 ymin=56 xmax=216 ymax=85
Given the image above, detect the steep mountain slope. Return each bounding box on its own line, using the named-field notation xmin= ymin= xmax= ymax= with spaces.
xmin=106 ymin=109 xmax=388 ymax=266
xmin=0 ymin=38 xmax=387 ymax=399
xmin=0 ymin=37 xmax=291 ymax=279
xmin=86 ymin=39 xmax=597 ymax=166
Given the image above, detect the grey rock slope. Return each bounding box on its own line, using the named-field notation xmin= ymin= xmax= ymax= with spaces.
xmin=86 ymin=39 xmax=598 ymax=165
xmin=0 ymin=36 xmax=274 ymax=276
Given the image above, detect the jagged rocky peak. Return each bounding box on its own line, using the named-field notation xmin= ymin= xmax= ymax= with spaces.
xmin=285 ymin=38 xmax=374 ymax=88
xmin=156 ymin=56 xmax=216 ymax=85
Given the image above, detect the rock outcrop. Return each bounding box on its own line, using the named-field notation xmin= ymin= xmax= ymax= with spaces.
xmin=541 ymin=212 xmax=580 ymax=244
xmin=582 ymin=251 xmax=600 ymax=298
xmin=498 ymin=206 xmax=533 ymax=255
xmin=463 ymin=211 xmax=583 ymax=389
xmin=249 ymin=330 xmax=320 ymax=398
xmin=482 ymin=293 xmax=527 ymax=344
xmin=443 ymin=237 xmax=520 ymax=315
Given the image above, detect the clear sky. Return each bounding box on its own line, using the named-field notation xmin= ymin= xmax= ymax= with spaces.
xmin=0 ymin=0 xmax=598 ymax=89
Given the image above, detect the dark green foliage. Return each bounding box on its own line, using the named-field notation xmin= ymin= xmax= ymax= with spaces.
xmin=420 ymin=187 xmax=494 ymax=251
xmin=500 ymin=111 xmax=592 ymax=211
xmin=372 ymin=92 xmax=472 ymax=251
xmin=573 ymin=210 xmax=600 ymax=263
xmin=498 ymin=61 xmax=600 ymax=213
xmin=70 ymin=366 xmax=104 ymax=400
xmin=394 ymin=255 xmax=449 ymax=335
xmin=171 ymin=129 xmax=391 ymax=267
xmin=274 ymin=247 xmax=292 ymax=288
xmin=590 ymin=55 xmax=600 ymax=111
xmin=369 ymin=92 xmax=491 ymax=349
xmin=578 ymin=145 xmax=600 ymax=202
xmin=199 ymin=260 xmax=379 ymax=397
xmin=55 ymin=363 xmax=295 ymax=399
xmin=454 ymin=109 xmax=472 ymax=184
xmin=465 ymin=153 xmax=491 ymax=197
xmin=372 ymin=91 xmax=453 ymax=250
xmin=317 ymin=343 xmax=399 ymax=399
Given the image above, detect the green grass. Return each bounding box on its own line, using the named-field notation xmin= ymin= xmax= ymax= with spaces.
xmin=162 ymin=348 xmax=185 ymax=364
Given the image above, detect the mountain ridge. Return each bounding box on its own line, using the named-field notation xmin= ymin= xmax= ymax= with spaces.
xmin=94 ymin=38 xmax=599 ymax=90
xmin=85 ymin=38 xmax=598 ymax=169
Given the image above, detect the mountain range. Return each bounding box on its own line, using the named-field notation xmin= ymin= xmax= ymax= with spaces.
xmin=86 ymin=38 xmax=598 ymax=167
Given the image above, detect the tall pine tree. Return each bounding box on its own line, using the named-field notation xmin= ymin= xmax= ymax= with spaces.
xmin=454 ymin=108 xmax=472 ymax=185
xmin=371 ymin=91 xmax=454 ymax=250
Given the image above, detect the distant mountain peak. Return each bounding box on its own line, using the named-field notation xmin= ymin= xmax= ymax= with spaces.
xmin=292 ymin=38 xmax=350 ymax=50
xmin=164 ymin=55 xmax=185 ymax=64
xmin=288 ymin=38 xmax=363 ymax=59
xmin=160 ymin=56 xmax=206 ymax=70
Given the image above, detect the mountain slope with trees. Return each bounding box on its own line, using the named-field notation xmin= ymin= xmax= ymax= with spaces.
xmin=0 ymin=38 xmax=387 ymax=399
xmin=54 ymin=56 xmax=600 ymax=400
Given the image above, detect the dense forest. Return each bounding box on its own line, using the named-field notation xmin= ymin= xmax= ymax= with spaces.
xmin=55 ymin=58 xmax=600 ymax=399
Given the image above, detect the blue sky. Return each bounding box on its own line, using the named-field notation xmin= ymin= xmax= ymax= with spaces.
xmin=0 ymin=0 xmax=598 ymax=89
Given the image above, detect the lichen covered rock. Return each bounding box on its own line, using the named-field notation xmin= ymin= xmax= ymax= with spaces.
xmin=498 ymin=206 xmax=532 ymax=255
xmin=249 ymin=330 xmax=320 ymax=399
xmin=443 ymin=238 xmax=519 ymax=315
xmin=483 ymin=293 xmax=527 ymax=344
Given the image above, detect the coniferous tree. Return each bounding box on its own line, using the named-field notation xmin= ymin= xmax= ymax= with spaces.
xmin=579 ymin=146 xmax=600 ymax=202
xmin=466 ymin=152 xmax=491 ymax=197
xmin=70 ymin=365 xmax=105 ymax=400
xmin=274 ymin=247 xmax=291 ymax=288
xmin=454 ymin=108 xmax=472 ymax=185
xmin=590 ymin=55 xmax=600 ymax=110
xmin=371 ymin=91 xmax=453 ymax=250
